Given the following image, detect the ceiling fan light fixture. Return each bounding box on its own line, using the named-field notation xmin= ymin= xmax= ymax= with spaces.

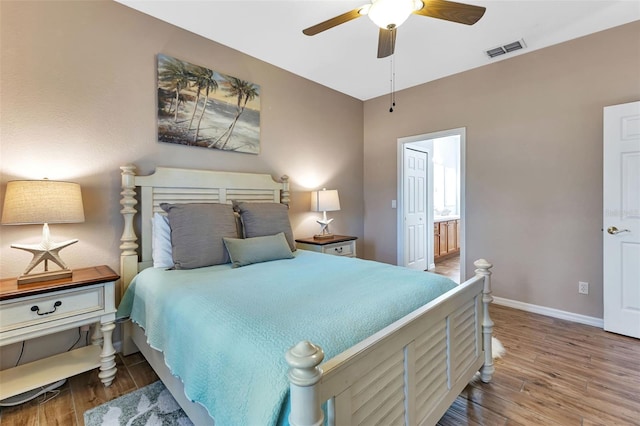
xmin=367 ymin=0 xmax=418 ymax=29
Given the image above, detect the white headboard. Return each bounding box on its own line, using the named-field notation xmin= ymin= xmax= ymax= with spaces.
xmin=119 ymin=165 xmax=290 ymax=293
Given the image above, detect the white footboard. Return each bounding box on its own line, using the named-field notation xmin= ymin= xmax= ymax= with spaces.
xmin=287 ymin=260 xmax=493 ymax=426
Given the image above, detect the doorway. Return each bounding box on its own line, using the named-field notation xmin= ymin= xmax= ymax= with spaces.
xmin=397 ymin=128 xmax=466 ymax=282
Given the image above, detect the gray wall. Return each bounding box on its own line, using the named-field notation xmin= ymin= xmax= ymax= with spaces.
xmin=363 ymin=21 xmax=640 ymax=318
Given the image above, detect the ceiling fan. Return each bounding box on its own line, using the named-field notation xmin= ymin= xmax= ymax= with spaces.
xmin=303 ymin=0 xmax=486 ymax=58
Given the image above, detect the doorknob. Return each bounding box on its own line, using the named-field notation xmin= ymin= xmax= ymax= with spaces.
xmin=607 ymin=226 xmax=631 ymax=235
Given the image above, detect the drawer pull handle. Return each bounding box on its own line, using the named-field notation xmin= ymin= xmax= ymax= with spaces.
xmin=335 ymin=247 xmax=343 ymax=253
xmin=31 ymin=301 xmax=62 ymax=316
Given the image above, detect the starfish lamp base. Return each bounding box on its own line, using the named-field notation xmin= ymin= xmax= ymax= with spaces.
xmin=11 ymin=223 xmax=78 ymax=285
xmin=313 ymin=232 xmax=335 ymax=240
xmin=17 ymin=269 xmax=73 ymax=285
xmin=314 ymin=213 xmax=335 ymax=240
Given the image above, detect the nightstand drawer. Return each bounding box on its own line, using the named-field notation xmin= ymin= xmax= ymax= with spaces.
xmin=295 ymin=235 xmax=358 ymax=258
xmin=323 ymin=242 xmax=354 ymax=256
xmin=0 ymin=286 xmax=104 ymax=333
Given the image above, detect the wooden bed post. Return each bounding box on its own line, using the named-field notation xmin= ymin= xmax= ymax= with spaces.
xmin=280 ymin=175 xmax=290 ymax=206
xmin=474 ymin=258 xmax=495 ymax=383
xmin=120 ymin=165 xmax=139 ymax=356
xmin=119 ymin=165 xmax=139 ymax=290
xmin=286 ymin=341 xmax=324 ymax=426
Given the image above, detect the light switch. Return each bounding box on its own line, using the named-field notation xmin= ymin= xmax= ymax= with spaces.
xmin=391 ymin=200 xmax=397 ymax=209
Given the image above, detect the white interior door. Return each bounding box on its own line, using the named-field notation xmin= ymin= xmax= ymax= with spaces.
xmin=404 ymin=147 xmax=427 ymax=271
xmin=603 ymin=101 xmax=640 ymax=338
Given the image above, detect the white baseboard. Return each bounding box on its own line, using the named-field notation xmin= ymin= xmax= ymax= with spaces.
xmin=492 ymin=297 xmax=604 ymax=328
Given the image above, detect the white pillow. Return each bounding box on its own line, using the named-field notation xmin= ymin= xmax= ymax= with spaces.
xmin=152 ymin=213 xmax=174 ymax=268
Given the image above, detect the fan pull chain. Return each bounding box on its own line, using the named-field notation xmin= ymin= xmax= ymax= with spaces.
xmin=389 ymin=55 xmax=396 ymax=112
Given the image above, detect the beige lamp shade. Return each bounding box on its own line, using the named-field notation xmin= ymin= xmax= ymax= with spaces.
xmin=2 ymin=180 xmax=85 ymax=225
xmin=310 ymin=189 xmax=341 ymax=213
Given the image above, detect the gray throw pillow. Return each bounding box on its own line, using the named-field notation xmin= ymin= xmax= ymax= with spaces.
xmin=161 ymin=203 xmax=238 ymax=269
xmin=233 ymin=202 xmax=296 ymax=251
xmin=223 ymin=232 xmax=294 ymax=268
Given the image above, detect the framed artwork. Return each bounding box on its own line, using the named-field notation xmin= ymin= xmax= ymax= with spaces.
xmin=157 ymin=54 xmax=261 ymax=154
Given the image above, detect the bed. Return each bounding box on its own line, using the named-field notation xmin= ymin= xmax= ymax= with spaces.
xmin=117 ymin=164 xmax=495 ymax=426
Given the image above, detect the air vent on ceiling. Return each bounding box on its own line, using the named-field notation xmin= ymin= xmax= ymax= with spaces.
xmin=485 ymin=39 xmax=527 ymax=58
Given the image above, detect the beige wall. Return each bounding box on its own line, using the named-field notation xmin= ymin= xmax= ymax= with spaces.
xmin=363 ymin=21 xmax=640 ymax=318
xmin=0 ymin=0 xmax=363 ymax=367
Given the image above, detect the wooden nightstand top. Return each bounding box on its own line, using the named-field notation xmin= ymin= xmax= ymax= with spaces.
xmin=295 ymin=235 xmax=358 ymax=246
xmin=0 ymin=265 xmax=119 ymax=301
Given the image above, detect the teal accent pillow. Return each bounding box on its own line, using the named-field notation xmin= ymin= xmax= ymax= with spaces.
xmin=223 ymin=232 xmax=294 ymax=268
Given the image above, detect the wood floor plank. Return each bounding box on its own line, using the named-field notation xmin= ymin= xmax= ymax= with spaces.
xmin=120 ymin=352 xmax=147 ymax=367
xmin=437 ymin=395 xmax=506 ymax=426
xmin=587 ymin=374 xmax=640 ymax=404
xmin=497 ymin=336 xmax=548 ymax=363
xmin=585 ymin=379 xmax=640 ymax=418
xmin=68 ymin=355 xmax=135 ymax=426
xmin=0 ymin=397 xmax=39 ymax=426
xmin=538 ymin=335 xmax=603 ymax=360
xmin=587 ymin=352 xmax=640 ymax=382
xmin=126 ymin=359 xmax=159 ymax=389
xmin=38 ymin=388 xmax=76 ymax=426
xmin=498 ymin=356 xmax=587 ymax=394
xmin=481 ymin=363 xmax=524 ymax=392
xmin=68 ymin=371 xmax=97 ymax=426
xmin=522 ymin=380 xmax=639 ymax=425
xmin=461 ymin=382 xmax=571 ymax=425
xmin=545 ymin=332 xmax=640 ymax=368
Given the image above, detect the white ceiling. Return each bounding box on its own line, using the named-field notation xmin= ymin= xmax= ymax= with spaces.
xmin=116 ymin=0 xmax=640 ymax=100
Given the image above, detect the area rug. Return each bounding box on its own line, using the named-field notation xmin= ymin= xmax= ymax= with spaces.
xmin=84 ymin=381 xmax=194 ymax=426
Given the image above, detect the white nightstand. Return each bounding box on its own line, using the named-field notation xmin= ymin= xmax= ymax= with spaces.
xmin=295 ymin=235 xmax=358 ymax=258
xmin=0 ymin=265 xmax=119 ymax=401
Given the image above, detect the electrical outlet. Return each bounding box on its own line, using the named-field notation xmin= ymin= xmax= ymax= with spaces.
xmin=578 ymin=281 xmax=589 ymax=295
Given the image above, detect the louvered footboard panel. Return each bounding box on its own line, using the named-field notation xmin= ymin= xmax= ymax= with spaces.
xmin=332 ymin=316 xmax=469 ymax=426
xmin=316 ymin=278 xmax=486 ymax=426
xmin=450 ymin=298 xmax=480 ymax=384
xmin=350 ymin=351 xmax=406 ymax=425
xmin=414 ymin=320 xmax=449 ymax=421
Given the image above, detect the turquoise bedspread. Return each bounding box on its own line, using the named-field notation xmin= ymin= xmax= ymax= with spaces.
xmin=117 ymin=250 xmax=456 ymax=426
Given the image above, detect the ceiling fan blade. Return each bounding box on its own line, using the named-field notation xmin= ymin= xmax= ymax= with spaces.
xmin=303 ymin=8 xmax=364 ymax=36
xmin=414 ymin=0 xmax=486 ymax=25
xmin=377 ymin=27 xmax=396 ymax=58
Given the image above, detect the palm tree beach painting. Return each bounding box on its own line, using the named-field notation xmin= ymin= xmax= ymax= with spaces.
xmin=157 ymin=54 xmax=260 ymax=154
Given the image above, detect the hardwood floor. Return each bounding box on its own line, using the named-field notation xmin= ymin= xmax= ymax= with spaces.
xmin=438 ymin=304 xmax=640 ymax=426
xmin=433 ymin=254 xmax=460 ymax=283
xmin=0 ymin=352 xmax=159 ymax=426
xmin=1 ymin=305 xmax=639 ymax=425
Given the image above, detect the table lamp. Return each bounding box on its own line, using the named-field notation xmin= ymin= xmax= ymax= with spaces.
xmin=1 ymin=179 xmax=85 ymax=284
xmin=311 ymin=188 xmax=340 ymax=240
